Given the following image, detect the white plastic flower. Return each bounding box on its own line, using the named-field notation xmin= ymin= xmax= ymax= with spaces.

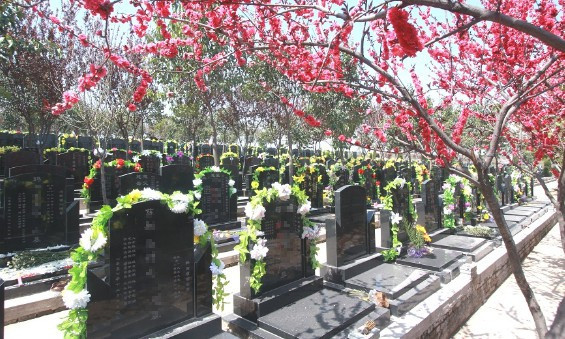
xmin=272 ymin=182 xmax=292 ymax=201
xmin=170 ymin=202 xmax=187 ymax=213
xmin=141 ymin=188 xmax=162 ymax=200
xmin=93 ymin=148 xmax=106 ymax=158
xmin=155 ymin=152 xmax=162 ymax=159
xmin=210 ymin=260 xmax=225 ymax=276
xmin=170 ymin=191 xmax=190 ymax=203
xmin=463 ymin=185 xmax=472 ymax=196
xmin=250 ymin=239 xmax=269 ymax=260
xmin=194 ymin=192 xmax=201 ymax=200
xmin=302 ymin=225 xmax=320 ymax=239
xmin=193 ymin=178 xmax=203 ymax=187
xmin=390 ymin=212 xmax=403 ymax=225
xmin=79 ymin=228 xmax=107 ymax=252
xmin=229 ymin=187 xmax=237 ymax=196
xmin=194 ymin=218 xmax=207 ymax=236
xmin=132 ymin=155 xmax=140 ymax=163
xmin=396 ymin=177 xmax=406 ymax=188
xmin=141 ymin=150 xmax=151 ymax=156
xmin=465 ymin=207 xmax=472 ymax=213
xmin=62 ymin=288 xmax=91 ymax=309
xmin=211 ymin=166 xmax=220 ymax=172
xmin=443 ymin=207 xmax=453 ymax=215
xmin=297 ymin=201 xmax=311 ymax=215
xmin=228 ymin=179 xmax=235 ymax=187
xmin=245 ymin=203 xmax=266 ymax=221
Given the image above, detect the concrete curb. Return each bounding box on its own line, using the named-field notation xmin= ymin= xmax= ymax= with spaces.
xmin=379 ymin=208 xmax=557 ymax=339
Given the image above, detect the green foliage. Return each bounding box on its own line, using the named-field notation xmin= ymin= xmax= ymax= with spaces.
xmin=382 ymin=249 xmax=399 ymax=262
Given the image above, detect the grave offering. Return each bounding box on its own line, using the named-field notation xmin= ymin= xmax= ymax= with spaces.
xmin=230 ymin=185 xmax=387 ymax=338
xmin=160 ymin=165 xmax=194 ymax=194
xmin=194 ymin=168 xmax=240 ymax=230
xmin=59 ymin=192 xmax=228 ymax=338
xmin=0 ymin=171 xmax=79 ymax=252
xmin=118 ymin=172 xmax=161 ymax=196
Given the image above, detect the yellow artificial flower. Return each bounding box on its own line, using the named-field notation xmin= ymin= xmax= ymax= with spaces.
xmin=251 ymin=181 xmax=259 ymax=189
xmin=293 ymin=175 xmax=305 ymax=183
xmin=318 ymin=175 xmax=323 ymax=183
xmin=194 ymin=235 xmax=200 ymax=244
xmin=423 ymin=234 xmax=432 ymax=242
xmin=415 ymin=225 xmax=426 ymax=234
xmin=309 ymin=166 xmax=316 ymax=174
xmin=482 ymin=213 xmax=490 ymax=221
xmin=477 ymin=206 xmax=483 ymax=211
xmin=129 ymin=189 xmax=142 ymax=202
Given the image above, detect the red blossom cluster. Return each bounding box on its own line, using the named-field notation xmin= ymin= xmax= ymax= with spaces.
xmin=388 ymin=8 xmax=423 ymax=57
xmin=83 ymin=0 xmax=114 ymax=19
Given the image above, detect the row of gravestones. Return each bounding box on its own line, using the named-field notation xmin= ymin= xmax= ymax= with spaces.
xmin=85 ymin=184 xmax=382 ymax=338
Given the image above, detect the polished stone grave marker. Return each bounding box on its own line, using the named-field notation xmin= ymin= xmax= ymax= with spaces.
xmin=118 ymin=172 xmax=161 ymax=196
xmin=397 ymin=248 xmax=464 ymax=283
xmin=2 ymin=150 xmax=39 ymax=177
xmin=166 ymin=142 xmax=177 ymax=155
xmin=430 ymin=235 xmax=492 ymax=261
xmin=8 ymin=164 xmax=74 ymax=206
xmin=199 ymin=172 xmax=239 ymax=230
xmin=87 ymin=200 xmax=223 ymax=338
xmin=140 ymin=155 xmax=161 ymax=175
xmin=57 ymin=150 xmax=90 ymax=185
xmin=263 ymin=157 xmax=279 ymax=169
xmin=257 ymin=168 xmax=278 ymax=191
xmin=160 ymin=165 xmax=194 ymax=194
xmin=197 ymin=155 xmax=214 ymax=172
xmin=77 ymin=136 xmax=94 ymax=150
xmin=422 ymin=179 xmax=441 ymax=232
xmin=0 ymin=172 xmax=79 ymax=252
xmin=221 ymin=156 xmax=241 ymax=192
xmin=326 ymin=185 xmax=373 ymax=267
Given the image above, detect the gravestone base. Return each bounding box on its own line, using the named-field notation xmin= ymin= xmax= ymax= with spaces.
xmin=140 ymin=313 xmax=234 ymax=339
xmin=208 ymin=220 xmax=241 ymax=231
xmin=308 ymin=206 xmax=330 ymax=216
xmin=429 ymin=227 xmax=456 ymax=242
xmin=344 ymin=263 xmax=441 ymax=316
xmin=430 ymin=235 xmax=494 ymax=262
xmin=321 ymin=252 xmax=382 ymax=286
xmin=230 ymin=277 xmax=389 ymax=339
xmin=397 ymin=248 xmax=466 ymax=284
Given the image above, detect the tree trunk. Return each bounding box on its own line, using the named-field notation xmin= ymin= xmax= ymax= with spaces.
xmin=477 ymin=165 xmax=548 ymax=338
xmin=534 ymin=171 xmax=565 ymax=254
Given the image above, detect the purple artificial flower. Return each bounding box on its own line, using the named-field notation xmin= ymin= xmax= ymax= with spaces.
xmin=177 ymin=151 xmax=184 ymax=158
xmin=448 ymin=204 xmax=455 ymax=210
xmin=465 ymin=202 xmax=471 ymax=207
xmin=166 ymin=155 xmax=174 ymax=163
xmin=407 ymin=247 xmax=417 ymax=258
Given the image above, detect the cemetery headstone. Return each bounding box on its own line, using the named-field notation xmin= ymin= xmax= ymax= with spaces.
xmin=166 ymin=142 xmax=177 ymax=155
xmin=199 ymin=172 xmax=238 ymax=229
xmin=86 ymin=200 xmax=218 ymax=338
xmin=504 ymin=173 xmax=513 ymax=204
xmin=200 ymin=144 xmax=212 ymax=155
xmin=221 ymin=156 xmax=241 ymax=192
xmin=130 ymin=140 xmax=141 ymax=153
xmin=0 ymin=172 xmax=79 ymax=252
xmin=326 ymin=186 xmax=373 ymax=267
xmin=161 ymin=165 xmax=194 ymax=194
xmin=266 ymin=148 xmax=277 ymax=156
xmin=263 ymin=157 xmax=279 ymax=169
xmin=57 ymin=150 xmax=90 ymax=185
xmin=118 ymin=172 xmax=161 ymax=196
xmin=3 ymin=150 xmax=39 ymax=176
xmin=197 ymin=155 xmax=215 ymax=172
xmin=77 ymin=136 xmax=94 ymax=150
xmin=140 ymin=155 xmax=161 ymax=175
xmin=421 ymin=179 xmax=441 ymax=232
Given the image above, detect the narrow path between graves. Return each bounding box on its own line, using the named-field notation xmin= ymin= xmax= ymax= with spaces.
xmin=454 ymin=181 xmax=564 ymax=339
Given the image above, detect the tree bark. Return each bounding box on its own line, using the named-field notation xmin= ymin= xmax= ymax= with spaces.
xmin=477 ymin=164 xmax=548 ymax=338
xmin=534 ymin=171 xmax=565 ymax=255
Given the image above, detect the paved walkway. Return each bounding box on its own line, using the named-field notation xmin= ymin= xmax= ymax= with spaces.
xmin=454 ymin=181 xmax=564 ymax=339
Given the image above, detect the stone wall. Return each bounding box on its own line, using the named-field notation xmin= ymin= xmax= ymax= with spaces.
xmin=380 ymin=209 xmax=557 ymax=339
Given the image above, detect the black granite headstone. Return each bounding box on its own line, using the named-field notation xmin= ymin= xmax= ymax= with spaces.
xmin=77 ymin=136 xmax=94 ymax=150
xmin=161 ymin=165 xmax=194 ymax=194
xmin=86 ymin=201 xmax=211 ymax=338
xmin=421 ymin=179 xmax=441 ymax=232
xmin=240 ymin=199 xmax=314 ymax=298
xmin=166 ymin=142 xmax=177 ymax=155
xmin=197 ymin=155 xmax=214 ymax=172
xmin=140 ymin=155 xmax=161 ymax=175
xmin=263 ymin=157 xmax=279 ymax=169
xmin=118 ymin=172 xmax=161 ymax=196
xmin=221 ymin=157 xmax=241 ymax=192
xmin=57 ymin=150 xmax=90 ymax=185
xmin=130 ymin=140 xmax=141 ymax=153
xmin=326 ymin=186 xmax=374 ymax=266
xmin=3 ymin=150 xmax=39 ymax=176
xmin=199 ymin=172 xmax=230 ymax=225
xmin=258 ymin=169 xmax=279 ymax=190
xmin=1 ymin=172 xmax=79 ymax=252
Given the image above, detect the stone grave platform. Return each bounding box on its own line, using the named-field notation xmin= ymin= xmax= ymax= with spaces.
xmin=229 ymin=277 xmax=389 ymax=339
xmin=345 ymin=263 xmax=441 ymax=316
xmin=431 ymin=235 xmax=494 ymax=262
xmin=397 ymin=248 xmax=466 ymax=283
